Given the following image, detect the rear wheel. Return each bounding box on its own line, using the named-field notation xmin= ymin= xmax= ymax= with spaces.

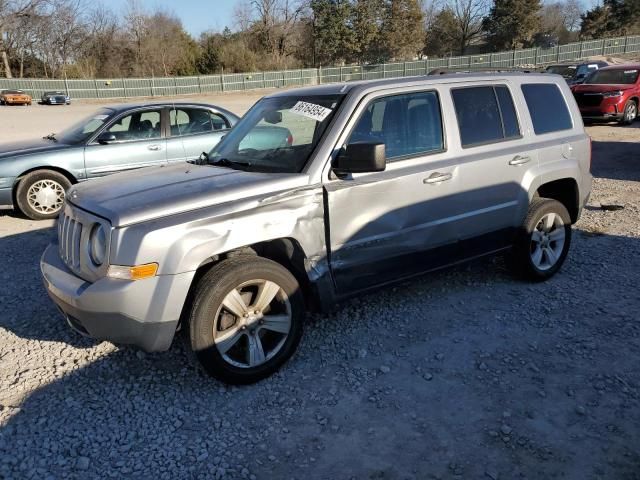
xmin=510 ymin=198 xmax=572 ymax=281
xmin=16 ymin=170 xmax=71 ymax=220
xmin=185 ymin=257 xmax=304 ymax=384
xmin=620 ymin=100 xmax=637 ymax=125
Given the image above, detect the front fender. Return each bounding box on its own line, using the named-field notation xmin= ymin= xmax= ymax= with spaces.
xmin=109 ymin=186 xmax=328 ymax=280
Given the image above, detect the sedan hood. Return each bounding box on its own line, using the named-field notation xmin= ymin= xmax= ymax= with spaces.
xmin=69 ymin=163 xmax=307 ymax=227
xmin=0 ymin=139 xmax=72 ymax=160
xmin=573 ymin=84 xmax=636 ymax=93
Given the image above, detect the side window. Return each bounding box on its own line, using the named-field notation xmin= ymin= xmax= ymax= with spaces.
xmin=347 ymin=91 xmax=444 ymax=161
xmin=209 ymin=112 xmax=229 ymax=130
xmin=521 ymin=84 xmax=573 ymax=134
xmin=451 ymin=85 xmax=521 ymax=147
xmin=106 ymin=110 xmax=161 ymax=141
xmin=170 ymin=108 xmax=217 ymax=136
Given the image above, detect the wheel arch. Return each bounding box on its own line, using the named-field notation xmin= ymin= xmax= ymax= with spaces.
xmin=12 ymin=166 xmax=77 ymax=207
xmin=178 ymin=237 xmax=323 ymax=329
xmin=536 ymin=177 xmax=579 ymax=223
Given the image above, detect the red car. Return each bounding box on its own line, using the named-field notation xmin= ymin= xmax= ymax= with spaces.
xmin=571 ymin=64 xmax=639 ymax=125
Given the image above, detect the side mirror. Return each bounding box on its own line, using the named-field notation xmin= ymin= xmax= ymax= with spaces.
xmin=334 ymin=142 xmax=386 ymax=175
xmin=97 ymin=132 xmax=117 ymax=145
xmin=197 ymin=151 xmax=209 ymax=165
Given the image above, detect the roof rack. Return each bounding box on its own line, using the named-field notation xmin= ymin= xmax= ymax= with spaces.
xmin=427 ymin=66 xmax=541 ymax=75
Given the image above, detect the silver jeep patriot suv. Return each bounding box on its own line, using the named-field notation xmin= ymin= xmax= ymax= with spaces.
xmin=41 ymin=73 xmax=592 ymax=384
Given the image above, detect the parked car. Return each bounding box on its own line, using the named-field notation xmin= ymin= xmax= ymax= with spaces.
xmin=545 ymin=61 xmax=608 ymax=85
xmin=0 ymin=102 xmax=239 ymax=219
xmin=41 ymin=74 xmax=592 ymax=384
xmin=0 ymin=89 xmax=32 ymax=105
xmin=41 ymin=91 xmax=71 ymax=105
xmin=571 ymin=64 xmax=640 ymax=124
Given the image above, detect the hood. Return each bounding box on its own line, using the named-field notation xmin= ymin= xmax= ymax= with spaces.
xmin=0 ymin=138 xmax=74 ymax=160
xmin=573 ymin=83 xmax=636 ymax=93
xmin=68 ymin=162 xmax=308 ymax=227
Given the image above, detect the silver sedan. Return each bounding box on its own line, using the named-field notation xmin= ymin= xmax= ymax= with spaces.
xmin=0 ymin=102 xmax=239 ymax=219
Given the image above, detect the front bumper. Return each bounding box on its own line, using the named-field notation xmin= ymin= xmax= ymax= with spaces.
xmin=40 ymin=242 xmax=195 ymax=352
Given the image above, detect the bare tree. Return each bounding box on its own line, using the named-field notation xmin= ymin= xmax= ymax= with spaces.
xmin=451 ymin=0 xmax=488 ymax=54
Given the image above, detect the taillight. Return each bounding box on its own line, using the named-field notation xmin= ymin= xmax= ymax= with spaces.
xmin=287 ymin=134 xmax=293 ymax=145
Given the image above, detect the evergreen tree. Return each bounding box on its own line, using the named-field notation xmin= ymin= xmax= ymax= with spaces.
xmin=482 ymin=0 xmax=542 ymax=50
xmin=310 ymin=0 xmax=354 ymax=65
xmin=381 ymin=0 xmax=425 ymax=60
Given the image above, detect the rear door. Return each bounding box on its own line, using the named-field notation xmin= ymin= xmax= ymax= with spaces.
xmin=446 ymin=82 xmax=538 ymax=251
xmin=83 ymin=107 xmax=166 ymax=178
xmin=165 ymin=107 xmax=232 ymax=163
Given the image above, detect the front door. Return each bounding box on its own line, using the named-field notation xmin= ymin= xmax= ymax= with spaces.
xmin=84 ymin=108 xmax=166 ymax=178
xmin=325 ymin=89 xmax=462 ymax=294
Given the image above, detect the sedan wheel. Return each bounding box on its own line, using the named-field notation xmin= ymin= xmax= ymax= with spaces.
xmin=16 ymin=170 xmax=72 ymax=220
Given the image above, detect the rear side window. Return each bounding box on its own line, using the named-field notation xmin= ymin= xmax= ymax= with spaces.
xmin=521 ymin=84 xmax=573 ymax=134
xmin=451 ymin=85 xmax=521 ymax=147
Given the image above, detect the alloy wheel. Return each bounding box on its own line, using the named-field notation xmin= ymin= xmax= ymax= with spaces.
xmin=530 ymin=212 xmax=566 ymax=271
xmin=213 ymin=279 xmax=292 ymax=369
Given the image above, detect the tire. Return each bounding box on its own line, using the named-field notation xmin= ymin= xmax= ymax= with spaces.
xmin=619 ymin=100 xmax=637 ymax=125
xmin=510 ymin=198 xmax=572 ymax=281
xmin=185 ymin=256 xmax=304 ymax=384
xmin=15 ymin=170 xmax=71 ymax=220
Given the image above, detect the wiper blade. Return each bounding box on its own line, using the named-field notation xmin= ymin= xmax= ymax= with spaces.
xmin=43 ymin=133 xmax=57 ymax=141
xmin=211 ymin=157 xmax=252 ymax=170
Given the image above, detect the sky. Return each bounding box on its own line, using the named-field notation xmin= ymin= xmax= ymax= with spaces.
xmin=108 ymin=0 xmax=239 ymax=36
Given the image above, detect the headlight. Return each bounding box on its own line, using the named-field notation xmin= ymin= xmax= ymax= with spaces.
xmin=89 ymin=224 xmax=107 ymax=266
xmin=602 ymin=91 xmax=623 ymax=98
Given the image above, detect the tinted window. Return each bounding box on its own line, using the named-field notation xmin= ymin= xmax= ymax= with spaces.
xmin=347 ymin=91 xmax=444 ymax=161
xmin=586 ymin=68 xmax=639 ymax=85
xmin=521 ymin=84 xmax=572 ymax=135
xmin=107 ymin=110 xmax=161 ymax=141
xmin=495 ymin=86 xmax=520 ymax=139
xmin=170 ymin=108 xmax=224 ymax=135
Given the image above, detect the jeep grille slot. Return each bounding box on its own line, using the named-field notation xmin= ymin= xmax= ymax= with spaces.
xmin=58 ymin=211 xmax=83 ymax=270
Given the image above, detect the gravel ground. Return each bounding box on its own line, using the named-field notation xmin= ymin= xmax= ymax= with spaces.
xmin=0 ymin=95 xmax=639 ymax=479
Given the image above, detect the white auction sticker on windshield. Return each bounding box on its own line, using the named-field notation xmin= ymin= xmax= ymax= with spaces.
xmin=624 ymin=70 xmax=638 ymax=74
xmin=290 ymin=101 xmax=332 ymax=122
xmin=93 ymin=115 xmax=109 ymax=120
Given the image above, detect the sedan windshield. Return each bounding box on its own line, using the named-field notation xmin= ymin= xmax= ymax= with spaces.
xmin=546 ymin=65 xmax=576 ymax=78
xmin=55 ymin=108 xmax=115 ymax=144
xmin=208 ymin=94 xmax=344 ymax=173
xmin=586 ymin=69 xmax=639 ymax=85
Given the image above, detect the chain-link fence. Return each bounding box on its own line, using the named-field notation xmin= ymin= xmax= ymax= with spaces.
xmin=1 ymin=35 xmax=638 ymax=100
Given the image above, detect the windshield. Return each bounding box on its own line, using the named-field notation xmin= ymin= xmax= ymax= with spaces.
xmin=546 ymin=65 xmax=576 ymax=78
xmin=586 ymin=69 xmax=639 ymax=85
xmin=55 ymin=108 xmax=115 ymax=144
xmin=576 ymin=64 xmax=599 ymax=77
xmin=3 ymin=90 xmax=24 ymax=94
xmin=208 ymin=94 xmax=344 ymax=173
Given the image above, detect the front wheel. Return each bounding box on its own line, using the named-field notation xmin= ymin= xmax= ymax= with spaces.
xmin=510 ymin=198 xmax=572 ymax=281
xmin=15 ymin=170 xmax=71 ymax=220
xmin=185 ymin=257 xmax=304 ymax=384
xmin=619 ymin=100 xmax=637 ymax=125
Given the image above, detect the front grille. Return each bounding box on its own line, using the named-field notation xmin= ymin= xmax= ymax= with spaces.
xmin=53 ymin=96 xmax=66 ymax=102
xmin=574 ymin=93 xmax=603 ymax=108
xmin=58 ymin=210 xmax=83 ymax=270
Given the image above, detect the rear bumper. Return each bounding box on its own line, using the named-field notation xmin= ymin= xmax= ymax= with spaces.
xmin=40 ymin=242 xmax=195 ymax=352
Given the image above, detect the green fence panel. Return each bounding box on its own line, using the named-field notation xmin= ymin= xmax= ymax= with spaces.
xmin=2 ymin=35 xmax=637 ymax=100
xmin=625 ymin=35 xmax=640 ymax=53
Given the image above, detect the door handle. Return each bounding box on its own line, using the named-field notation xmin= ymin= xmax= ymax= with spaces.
xmin=509 ymin=155 xmax=531 ymax=166
xmin=423 ymin=172 xmax=453 ymax=184
xmin=147 ymin=144 xmax=162 ymax=151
